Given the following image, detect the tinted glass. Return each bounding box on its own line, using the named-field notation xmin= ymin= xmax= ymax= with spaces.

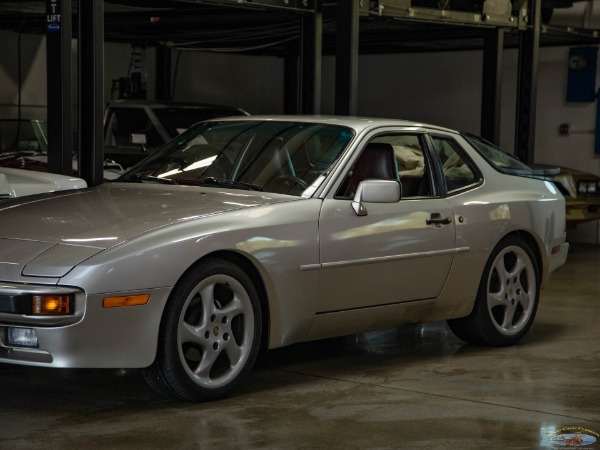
xmin=432 ymin=136 xmax=479 ymax=193
xmin=120 ymin=120 xmax=354 ymax=197
xmin=153 ymin=107 xmax=246 ymax=137
xmin=463 ymin=134 xmax=531 ymax=171
xmin=336 ymin=134 xmax=433 ymax=199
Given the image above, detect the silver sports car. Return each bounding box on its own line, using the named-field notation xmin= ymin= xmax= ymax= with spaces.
xmin=0 ymin=116 xmax=568 ymax=401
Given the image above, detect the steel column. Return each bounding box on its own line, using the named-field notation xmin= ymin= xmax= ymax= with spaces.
xmin=334 ymin=0 xmax=359 ymax=116
xmin=155 ymin=45 xmax=172 ymax=100
xmin=284 ymin=54 xmax=300 ymax=114
xmin=300 ymin=1 xmax=322 ymax=114
xmin=481 ymin=28 xmax=504 ymax=145
xmin=514 ymin=0 xmax=541 ymax=164
xmin=46 ymin=0 xmax=72 ymax=176
xmin=77 ymin=0 xmax=104 ymax=186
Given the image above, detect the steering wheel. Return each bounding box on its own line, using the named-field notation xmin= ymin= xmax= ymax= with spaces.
xmin=270 ymin=174 xmax=308 ymax=194
xmin=273 ymin=175 xmax=308 ymax=190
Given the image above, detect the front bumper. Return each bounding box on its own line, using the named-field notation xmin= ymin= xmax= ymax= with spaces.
xmin=566 ymin=198 xmax=600 ymax=227
xmin=0 ymin=285 xmax=171 ymax=368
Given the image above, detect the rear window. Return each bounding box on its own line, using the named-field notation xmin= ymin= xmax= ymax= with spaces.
xmin=463 ymin=134 xmax=531 ymax=172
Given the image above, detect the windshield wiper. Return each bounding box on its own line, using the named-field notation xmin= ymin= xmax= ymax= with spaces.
xmin=200 ymin=177 xmax=263 ymax=191
xmin=118 ymin=174 xmax=262 ymax=190
xmin=121 ymin=174 xmax=178 ymax=185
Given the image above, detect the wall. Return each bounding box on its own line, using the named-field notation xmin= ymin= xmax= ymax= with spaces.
xmin=0 ymin=31 xmax=147 ymax=117
xmin=0 ymin=31 xmax=49 ymax=119
xmin=322 ymin=51 xmax=485 ymax=134
xmin=529 ymin=47 xmax=600 ymax=243
xmin=104 ymin=41 xmax=155 ymax=105
xmin=170 ymin=50 xmax=283 ymax=114
xmin=1 ymin=29 xmax=599 ymax=242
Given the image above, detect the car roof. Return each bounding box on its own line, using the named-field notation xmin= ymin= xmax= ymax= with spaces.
xmin=211 ymin=114 xmax=459 ymax=135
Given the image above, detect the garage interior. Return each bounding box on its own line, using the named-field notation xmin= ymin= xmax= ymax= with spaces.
xmin=0 ymin=0 xmax=599 ymax=448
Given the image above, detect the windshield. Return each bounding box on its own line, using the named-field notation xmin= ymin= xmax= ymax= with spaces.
xmin=119 ymin=120 xmax=355 ymax=196
xmin=463 ymin=134 xmax=531 ymax=171
xmin=153 ymin=107 xmax=247 ymax=137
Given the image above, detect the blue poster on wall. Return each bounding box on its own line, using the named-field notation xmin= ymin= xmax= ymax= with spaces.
xmin=567 ymin=47 xmax=598 ymax=103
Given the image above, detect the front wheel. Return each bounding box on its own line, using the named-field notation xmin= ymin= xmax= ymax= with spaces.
xmin=448 ymin=235 xmax=540 ymax=346
xmin=143 ymin=258 xmax=262 ymax=401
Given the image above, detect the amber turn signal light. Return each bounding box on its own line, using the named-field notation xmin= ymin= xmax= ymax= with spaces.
xmin=32 ymin=295 xmax=72 ymax=315
xmin=103 ymin=294 xmax=150 ymax=308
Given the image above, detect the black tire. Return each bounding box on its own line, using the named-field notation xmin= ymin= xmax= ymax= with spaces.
xmin=143 ymin=258 xmax=262 ymax=401
xmin=447 ymin=235 xmax=540 ymax=346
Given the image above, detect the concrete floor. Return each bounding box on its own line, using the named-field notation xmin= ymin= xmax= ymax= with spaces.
xmin=1 ymin=245 xmax=599 ymax=450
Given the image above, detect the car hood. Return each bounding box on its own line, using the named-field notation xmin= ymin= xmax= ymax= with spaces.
xmin=0 ymin=182 xmax=297 ymax=246
xmin=0 ymin=183 xmax=298 ymax=279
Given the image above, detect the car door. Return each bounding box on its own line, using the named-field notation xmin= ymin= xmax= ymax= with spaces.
xmin=316 ymin=131 xmax=457 ymax=313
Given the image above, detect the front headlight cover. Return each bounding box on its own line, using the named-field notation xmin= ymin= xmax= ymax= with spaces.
xmin=22 ymin=244 xmax=103 ymax=277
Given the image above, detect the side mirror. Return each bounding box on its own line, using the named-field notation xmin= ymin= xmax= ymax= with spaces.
xmin=352 ymin=179 xmax=401 ymax=216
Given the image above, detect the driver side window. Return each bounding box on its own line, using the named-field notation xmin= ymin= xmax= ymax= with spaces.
xmin=335 ymin=134 xmax=433 ymax=199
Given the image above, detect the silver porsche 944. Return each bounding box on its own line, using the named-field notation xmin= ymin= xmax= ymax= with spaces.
xmin=0 ymin=116 xmax=568 ymax=401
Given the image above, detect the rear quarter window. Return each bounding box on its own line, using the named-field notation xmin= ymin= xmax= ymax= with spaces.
xmin=431 ymin=136 xmax=481 ymax=194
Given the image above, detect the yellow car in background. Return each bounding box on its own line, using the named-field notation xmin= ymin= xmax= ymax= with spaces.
xmin=541 ymin=165 xmax=600 ymax=228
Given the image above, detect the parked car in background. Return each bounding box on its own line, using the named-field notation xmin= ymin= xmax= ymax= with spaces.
xmin=0 ymin=166 xmax=86 ymax=200
xmin=0 ymin=119 xmax=124 ymax=180
xmin=535 ymin=164 xmax=600 ymax=228
xmin=103 ymin=100 xmax=249 ymax=168
xmin=0 ymin=116 xmax=568 ymax=401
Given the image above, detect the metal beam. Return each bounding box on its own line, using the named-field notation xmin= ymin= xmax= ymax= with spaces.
xmin=284 ymin=53 xmax=300 ymax=114
xmin=184 ymin=0 xmax=314 ymax=13
xmin=46 ymin=0 xmax=72 ymax=176
xmin=300 ymin=1 xmax=322 ymax=114
xmin=155 ymin=45 xmax=172 ymax=100
xmin=334 ymin=0 xmax=359 ymax=116
xmin=514 ymin=0 xmax=541 ymax=164
xmin=77 ymin=0 xmax=104 ymax=186
xmin=480 ymin=28 xmax=504 ymax=145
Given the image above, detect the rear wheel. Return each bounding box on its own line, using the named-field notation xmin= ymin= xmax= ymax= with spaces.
xmin=448 ymin=235 xmax=540 ymax=346
xmin=143 ymin=258 xmax=262 ymax=401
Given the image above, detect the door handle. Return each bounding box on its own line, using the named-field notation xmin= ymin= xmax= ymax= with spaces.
xmin=426 ymin=213 xmax=452 ymax=225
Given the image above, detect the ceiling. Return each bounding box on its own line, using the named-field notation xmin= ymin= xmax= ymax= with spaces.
xmin=0 ymin=0 xmax=598 ymax=55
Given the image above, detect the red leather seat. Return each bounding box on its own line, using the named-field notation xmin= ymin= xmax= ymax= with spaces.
xmin=342 ymin=142 xmax=400 ymax=198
